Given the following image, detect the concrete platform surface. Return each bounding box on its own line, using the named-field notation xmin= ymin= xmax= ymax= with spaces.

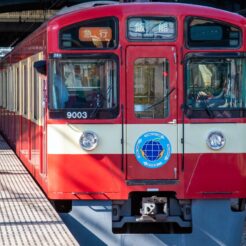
xmin=0 ymin=136 xmax=78 ymax=246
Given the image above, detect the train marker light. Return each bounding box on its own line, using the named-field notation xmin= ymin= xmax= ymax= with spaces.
xmin=79 ymin=131 xmax=98 ymax=151
xmin=206 ymin=131 xmax=225 ymax=150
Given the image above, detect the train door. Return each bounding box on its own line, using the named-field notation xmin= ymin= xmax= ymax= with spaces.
xmin=126 ymin=46 xmax=178 ymax=181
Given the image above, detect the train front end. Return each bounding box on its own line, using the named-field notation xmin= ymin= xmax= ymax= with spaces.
xmin=43 ymin=3 xmax=246 ymax=241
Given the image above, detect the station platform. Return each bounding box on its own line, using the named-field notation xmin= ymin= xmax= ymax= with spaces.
xmin=0 ymin=136 xmax=78 ymax=245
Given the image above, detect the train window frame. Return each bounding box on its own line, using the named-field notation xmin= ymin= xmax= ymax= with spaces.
xmin=126 ymin=16 xmax=177 ymax=42
xmin=59 ymin=17 xmax=119 ymax=50
xmin=185 ymin=17 xmax=242 ymax=49
xmin=48 ymin=53 xmax=120 ymax=120
xmin=184 ymin=52 xmax=246 ymax=119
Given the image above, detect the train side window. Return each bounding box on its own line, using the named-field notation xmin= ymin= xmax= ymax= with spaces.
xmin=0 ymin=73 xmax=2 ymax=107
xmin=185 ymin=55 xmax=246 ymax=118
xmin=16 ymin=67 xmax=19 ymax=113
xmin=33 ymin=68 xmax=39 ymax=120
xmin=23 ymin=65 xmax=28 ymax=116
xmin=0 ymin=73 xmax=3 ymax=108
xmin=10 ymin=68 xmax=15 ymax=111
xmin=60 ymin=17 xmax=118 ymax=49
xmin=9 ymin=68 xmax=13 ymax=111
xmin=0 ymin=73 xmax=3 ymax=107
xmin=134 ymin=58 xmax=169 ymax=119
xmin=3 ymin=71 xmax=7 ymax=109
xmin=186 ymin=17 xmax=241 ymax=48
xmin=11 ymin=67 xmax=15 ymax=112
xmin=1 ymin=73 xmax=4 ymax=108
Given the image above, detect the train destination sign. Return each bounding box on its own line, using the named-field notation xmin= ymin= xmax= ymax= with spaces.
xmin=79 ymin=27 xmax=112 ymax=42
xmin=128 ymin=17 xmax=176 ymax=40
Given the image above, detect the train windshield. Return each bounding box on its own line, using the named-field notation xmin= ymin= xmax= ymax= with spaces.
xmin=49 ymin=57 xmax=118 ymax=119
xmin=186 ymin=57 xmax=246 ymax=118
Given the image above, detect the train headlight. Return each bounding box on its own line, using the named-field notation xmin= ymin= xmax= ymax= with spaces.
xmin=206 ymin=131 xmax=225 ymax=150
xmin=79 ymin=131 xmax=98 ymax=151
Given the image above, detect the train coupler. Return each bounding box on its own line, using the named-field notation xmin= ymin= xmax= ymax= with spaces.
xmin=137 ymin=196 xmax=168 ymax=222
xmin=112 ymin=192 xmax=192 ymax=233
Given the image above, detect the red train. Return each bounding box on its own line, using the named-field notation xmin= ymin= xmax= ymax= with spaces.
xmin=0 ymin=1 xmax=246 ymax=243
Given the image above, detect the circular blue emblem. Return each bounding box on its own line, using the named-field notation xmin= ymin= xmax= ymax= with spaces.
xmin=134 ymin=132 xmax=172 ymax=169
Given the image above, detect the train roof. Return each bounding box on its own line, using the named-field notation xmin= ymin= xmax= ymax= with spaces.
xmin=55 ymin=1 xmax=117 ymax=16
xmin=2 ymin=1 xmax=246 ymax=64
xmin=49 ymin=2 xmax=245 ymax=24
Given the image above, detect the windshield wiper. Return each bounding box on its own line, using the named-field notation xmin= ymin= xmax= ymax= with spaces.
xmin=89 ymin=93 xmax=105 ymax=118
xmin=204 ymin=104 xmax=214 ymax=118
xmin=89 ymin=83 xmax=112 ymax=118
xmin=198 ymin=98 xmax=214 ymax=118
xmin=145 ymin=87 xmax=175 ymax=111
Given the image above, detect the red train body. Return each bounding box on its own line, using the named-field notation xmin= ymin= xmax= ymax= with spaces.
xmin=0 ymin=2 xmax=246 ymax=236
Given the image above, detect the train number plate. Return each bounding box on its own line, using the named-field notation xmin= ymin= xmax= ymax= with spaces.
xmin=66 ymin=111 xmax=88 ymax=119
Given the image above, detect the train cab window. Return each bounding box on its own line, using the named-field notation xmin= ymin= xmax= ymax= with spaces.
xmin=185 ymin=56 xmax=246 ymax=118
xmin=186 ymin=17 xmax=241 ymax=48
xmin=134 ymin=58 xmax=169 ymax=119
xmin=127 ymin=17 xmax=176 ymax=41
xmin=60 ymin=17 xmax=118 ymax=49
xmin=49 ymin=56 xmax=118 ymax=119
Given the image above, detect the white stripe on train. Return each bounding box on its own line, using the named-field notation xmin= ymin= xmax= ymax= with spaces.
xmin=47 ymin=124 xmax=246 ymax=154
